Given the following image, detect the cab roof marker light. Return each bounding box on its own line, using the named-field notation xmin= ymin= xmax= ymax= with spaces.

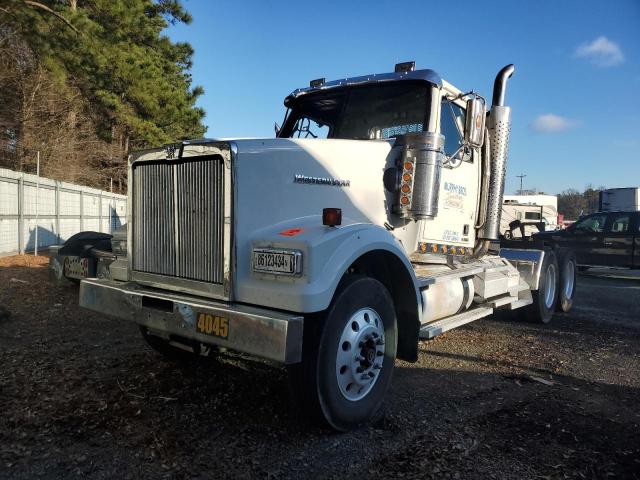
xmin=394 ymin=61 xmax=415 ymax=73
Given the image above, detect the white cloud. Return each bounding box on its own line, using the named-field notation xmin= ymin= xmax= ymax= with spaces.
xmin=575 ymin=36 xmax=624 ymax=67
xmin=530 ymin=114 xmax=577 ymax=133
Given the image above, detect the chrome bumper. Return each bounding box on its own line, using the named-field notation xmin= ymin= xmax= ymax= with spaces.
xmin=79 ymin=278 xmax=303 ymax=364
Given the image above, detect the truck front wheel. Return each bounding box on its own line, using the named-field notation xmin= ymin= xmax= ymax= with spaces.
xmin=289 ymin=276 xmax=398 ymax=431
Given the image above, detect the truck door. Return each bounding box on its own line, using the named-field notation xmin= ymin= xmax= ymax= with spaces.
xmin=603 ymin=213 xmax=634 ymax=268
xmin=569 ymin=213 xmax=608 ymax=266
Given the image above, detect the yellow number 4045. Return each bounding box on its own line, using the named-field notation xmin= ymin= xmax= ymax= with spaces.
xmin=197 ymin=313 xmax=229 ymax=338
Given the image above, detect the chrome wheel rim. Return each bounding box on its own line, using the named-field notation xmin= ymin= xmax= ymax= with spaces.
xmin=544 ymin=263 xmax=557 ymax=309
xmin=335 ymin=307 xmax=385 ymax=402
xmin=563 ymin=260 xmax=575 ymax=300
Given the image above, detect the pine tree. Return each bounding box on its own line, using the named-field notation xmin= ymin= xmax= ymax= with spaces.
xmin=0 ymin=0 xmax=206 ymax=187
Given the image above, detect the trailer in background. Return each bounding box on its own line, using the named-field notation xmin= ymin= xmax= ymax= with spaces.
xmin=500 ymin=202 xmax=545 ymax=238
xmin=599 ymin=188 xmax=640 ymax=212
xmin=502 ymin=194 xmax=559 ymax=237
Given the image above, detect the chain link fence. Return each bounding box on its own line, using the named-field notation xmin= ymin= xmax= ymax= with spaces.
xmin=0 ymin=167 xmax=127 ymax=256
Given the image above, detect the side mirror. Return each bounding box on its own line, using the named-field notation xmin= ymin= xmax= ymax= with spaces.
xmin=464 ymin=97 xmax=486 ymax=148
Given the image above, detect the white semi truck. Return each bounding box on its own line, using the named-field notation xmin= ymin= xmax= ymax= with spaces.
xmin=80 ymin=62 xmax=577 ymax=431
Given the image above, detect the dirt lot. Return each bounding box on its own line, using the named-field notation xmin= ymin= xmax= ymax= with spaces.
xmin=1 ymin=254 xmax=639 ymax=479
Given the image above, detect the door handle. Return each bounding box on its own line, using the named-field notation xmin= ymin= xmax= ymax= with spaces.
xmin=604 ymin=242 xmax=613 ymax=246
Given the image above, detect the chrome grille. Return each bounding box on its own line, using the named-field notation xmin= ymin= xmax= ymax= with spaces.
xmin=132 ymin=157 xmax=225 ymax=284
xmin=132 ymin=162 xmax=175 ymax=276
xmin=175 ymin=159 xmax=225 ymax=283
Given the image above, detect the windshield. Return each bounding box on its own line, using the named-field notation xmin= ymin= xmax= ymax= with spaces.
xmin=280 ymin=81 xmax=433 ymax=140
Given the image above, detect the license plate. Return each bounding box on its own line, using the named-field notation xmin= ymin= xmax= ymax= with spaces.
xmin=64 ymin=257 xmax=88 ymax=279
xmin=196 ymin=313 xmax=229 ymax=339
xmin=253 ymin=249 xmax=299 ymax=275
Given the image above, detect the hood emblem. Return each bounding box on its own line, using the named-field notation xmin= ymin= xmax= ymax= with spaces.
xmin=294 ymin=174 xmax=350 ymax=187
xmin=164 ymin=143 xmax=179 ymax=159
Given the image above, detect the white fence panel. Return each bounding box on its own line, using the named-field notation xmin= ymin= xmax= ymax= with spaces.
xmin=0 ymin=219 xmax=19 ymax=253
xmin=59 ymin=190 xmax=81 ymax=216
xmin=59 ymin=218 xmax=81 ymax=242
xmin=23 ymin=185 xmax=56 ymax=216
xmin=0 ymin=167 xmax=127 ymax=256
xmin=0 ymin=180 xmax=18 ymax=215
xmin=83 ymin=194 xmax=100 ymax=217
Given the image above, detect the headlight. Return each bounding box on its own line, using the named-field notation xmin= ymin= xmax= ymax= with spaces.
xmin=252 ymin=248 xmax=302 ymax=276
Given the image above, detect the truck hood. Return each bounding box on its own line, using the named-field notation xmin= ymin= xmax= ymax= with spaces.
xmin=230 ymin=137 xmax=420 ymax=299
xmin=230 ymin=137 xmax=418 ymax=247
xmin=232 ymin=137 xmax=397 ymax=229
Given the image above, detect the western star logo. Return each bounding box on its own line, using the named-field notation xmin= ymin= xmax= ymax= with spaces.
xmin=294 ymin=174 xmax=351 ymax=187
xmin=444 ymin=182 xmax=467 ymax=196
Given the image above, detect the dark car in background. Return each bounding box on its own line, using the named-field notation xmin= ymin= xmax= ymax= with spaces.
xmin=49 ymin=226 xmax=128 ymax=283
xmin=534 ymin=211 xmax=640 ymax=269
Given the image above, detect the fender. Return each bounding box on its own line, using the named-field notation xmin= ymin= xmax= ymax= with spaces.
xmin=235 ymin=216 xmax=423 ymax=316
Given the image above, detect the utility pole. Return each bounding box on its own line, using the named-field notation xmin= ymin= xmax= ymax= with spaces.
xmin=35 ymin=151 xmax=40 ymax=256
xmin=516 ymin=173 xmax=527 ymax=195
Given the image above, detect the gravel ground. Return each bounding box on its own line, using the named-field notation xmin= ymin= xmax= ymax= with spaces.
xmin=1 ymin=254 xmax=639 ymax=479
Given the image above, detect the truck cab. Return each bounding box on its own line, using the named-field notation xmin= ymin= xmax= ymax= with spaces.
xmin=79 ymin=62 xmax=577 ymax=431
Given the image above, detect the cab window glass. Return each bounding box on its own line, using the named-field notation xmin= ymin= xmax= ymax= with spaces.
xmin=290 ymin=117 xmax=330 ymax=138
xmin=607 ymin=214 xmax=629 ymax=233
xmin=574 ymin=214 xmax=607 ymax=233
xmin=440 ymin=100 xmax=466 ymax=157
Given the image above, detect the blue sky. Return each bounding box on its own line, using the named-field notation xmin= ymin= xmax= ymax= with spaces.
xmin=167 ymin=0 xmax=640 ymax=194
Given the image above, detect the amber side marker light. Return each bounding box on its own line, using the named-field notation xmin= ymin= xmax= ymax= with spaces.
xmin=323 ymin=208 xmax=342 ymax=227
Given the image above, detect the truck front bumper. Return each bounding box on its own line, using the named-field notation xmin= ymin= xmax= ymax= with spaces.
xmin=79 ymin=279 xmax=304 ymax=364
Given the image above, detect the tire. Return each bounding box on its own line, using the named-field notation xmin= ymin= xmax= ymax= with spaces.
xmin=526 ymin=249 xmax=559 ymax=324
xmin=139 ymin=326 xmax=206 ymax=361
xmin=288 ymin=276 xmax=398 ymax=431
xmin=556 ymin=250 xmax=577 ymax=313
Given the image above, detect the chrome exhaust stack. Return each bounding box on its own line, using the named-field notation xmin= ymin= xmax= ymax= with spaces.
xmin=479 ymin=64 xmax=515 ymax=240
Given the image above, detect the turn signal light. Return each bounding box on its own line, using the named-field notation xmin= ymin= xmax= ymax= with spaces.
xmin=323 ymin=208 xmax=342 ymax=227
xmin=418 ymin=242 xmax=470 ymax=257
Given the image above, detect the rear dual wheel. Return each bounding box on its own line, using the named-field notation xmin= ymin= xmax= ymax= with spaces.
xmin=526 ymin=248 xmax=577 ymax=323
xmin=556 ymin=250 xmax=577 ymax=313
xmin=526 ymin=250 xmax=559 ymax=324
xmin=288 ymin=276 xmax=397 ymax=431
